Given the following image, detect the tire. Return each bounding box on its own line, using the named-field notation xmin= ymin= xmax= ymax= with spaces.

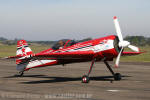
xmin=82 ymin=75 xmax=90 ymax=83
xmin=114 ymin=73 xmax=122 ymax=81
xmin=19 ymin=71 xmax=24 ymax=77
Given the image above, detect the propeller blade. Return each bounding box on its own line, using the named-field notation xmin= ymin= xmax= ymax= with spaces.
xmin=128 ymin=45 xmax=139 ymax=52
xmin=113 ymin=16 xmax=123 ymax=42
xmin=115 ymin=47 xmax=123 ymax=68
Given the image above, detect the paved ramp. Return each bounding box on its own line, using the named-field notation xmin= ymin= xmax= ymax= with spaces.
xmin=0 ymin=60 xmax=150 ymax=100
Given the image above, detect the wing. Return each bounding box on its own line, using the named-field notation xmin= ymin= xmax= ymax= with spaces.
xmin=122 ymin=52 xmax=144 ymax=56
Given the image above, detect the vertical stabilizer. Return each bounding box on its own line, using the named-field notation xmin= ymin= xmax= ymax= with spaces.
xmin=16 ymin=40 xmax=33 ymax=64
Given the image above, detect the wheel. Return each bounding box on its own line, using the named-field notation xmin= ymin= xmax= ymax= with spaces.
xmin=82 ymin=75 xmax=90 ymax=83
xmin=114 ymin=73 xmax=122 ymax=81
xmin=18 ymin=71 xmax=24 ymax=77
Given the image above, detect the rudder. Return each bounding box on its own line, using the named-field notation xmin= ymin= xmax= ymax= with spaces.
xmin=16 ymin=40 xmax=33 ymax=65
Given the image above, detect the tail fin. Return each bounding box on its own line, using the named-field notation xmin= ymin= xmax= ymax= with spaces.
xmin=16 ymin=40 xmax=33 ymax=64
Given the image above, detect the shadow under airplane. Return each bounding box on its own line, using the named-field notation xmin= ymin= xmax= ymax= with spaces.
xmin=3 ymin=74 xmax=130 ymax=84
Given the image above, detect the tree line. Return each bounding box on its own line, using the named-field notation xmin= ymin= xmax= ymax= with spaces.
xmin=124 ymin=36 xmax=150 ymax=46
xmin=0 ymin=36 xmax=149 ymax=46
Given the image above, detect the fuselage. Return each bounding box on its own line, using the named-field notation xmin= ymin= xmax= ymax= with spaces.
xmin=23 ymin=35 xmax=121 ymax=71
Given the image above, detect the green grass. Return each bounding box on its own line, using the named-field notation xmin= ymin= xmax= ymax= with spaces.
xmin=0 ymin=45 xmax=16 ymax=57
xmin=121 ymin=46 xmax=150 ymax=62
xmin=0 ymin=44 xmax=50 ymax=57
xmin=0 ymin=44 xmax=149 ymax=62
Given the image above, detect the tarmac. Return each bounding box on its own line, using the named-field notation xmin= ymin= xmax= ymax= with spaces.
xmin=0 ymin=60 xmax=150 ymax=100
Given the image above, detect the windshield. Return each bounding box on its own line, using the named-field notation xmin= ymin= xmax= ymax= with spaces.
xmin=52 ymin=39 xmax=77 ymax=50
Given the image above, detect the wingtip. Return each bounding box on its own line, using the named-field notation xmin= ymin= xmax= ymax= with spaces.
xmin=114 ymin=16 xmax=117 ymax=19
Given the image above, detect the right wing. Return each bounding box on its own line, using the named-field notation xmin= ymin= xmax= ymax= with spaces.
xmin=122 ymin=51 xmax=144 ymax=56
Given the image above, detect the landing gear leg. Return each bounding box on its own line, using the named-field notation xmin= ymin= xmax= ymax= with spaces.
xmin=104 ymin=61 xmax=121 ymax=81
xmin=82 ymin=59 xmax=95 ymax=83
xmin=15 ymin=71 xmax=24 ymax=77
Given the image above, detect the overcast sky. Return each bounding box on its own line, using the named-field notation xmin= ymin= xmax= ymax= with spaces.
xmin=0 ymin=0 xmax=149 ymax=41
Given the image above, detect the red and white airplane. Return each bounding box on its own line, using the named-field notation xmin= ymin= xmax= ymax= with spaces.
xmin=7 ymin=16 xmax=142 ymax=83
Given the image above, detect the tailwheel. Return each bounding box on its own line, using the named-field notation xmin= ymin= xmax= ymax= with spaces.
xmin=114 ymin=73 xmax=122 ymax=81
xmin=18 ymin=71 xmax=24 ymax=77
xmin=82 ymin=75 xmax=90 ymax=83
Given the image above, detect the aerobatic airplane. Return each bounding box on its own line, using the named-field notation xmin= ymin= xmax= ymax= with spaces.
xmin=6 ymin=16 xmax=143 ymax=83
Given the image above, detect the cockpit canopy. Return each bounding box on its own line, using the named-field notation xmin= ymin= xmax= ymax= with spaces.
xmin=52 ymin=39 xmax=77 ymax=50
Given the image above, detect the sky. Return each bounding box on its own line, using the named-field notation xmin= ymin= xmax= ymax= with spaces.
xmin=0 ymin=0 xmax=149 ymax=41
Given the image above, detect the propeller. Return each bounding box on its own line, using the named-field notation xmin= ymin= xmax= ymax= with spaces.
xmin=115 ymin=47 xmax=123 ymax=68
xmin=128 ymin=45 xmax=139 ymax=52
xmin=113 ymin=16 xmax=139 ymax=67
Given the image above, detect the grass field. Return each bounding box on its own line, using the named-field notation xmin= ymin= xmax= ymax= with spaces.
xmin=0 ymin=44 xmax=50 ymax=57
xmin=0 ymin=44 xmax=149 ymax=62
xmin=121 ymin=46 xmax=150 ymax=62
